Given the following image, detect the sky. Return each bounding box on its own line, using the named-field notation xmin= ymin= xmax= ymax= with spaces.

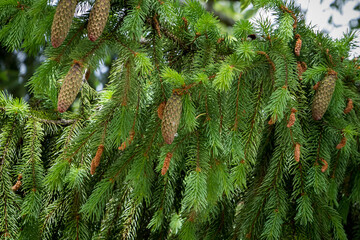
xmin=255 ymin=0 xmax=360 ymax=56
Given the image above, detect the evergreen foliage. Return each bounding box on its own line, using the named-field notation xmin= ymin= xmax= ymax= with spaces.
xmin=0 ymin=0 xmax=360 ymax=239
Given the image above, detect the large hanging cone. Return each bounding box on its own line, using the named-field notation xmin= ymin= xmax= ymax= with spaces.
xmin=87 ymin=0 xmax=111 ymax=42
xmin=51 ymin=0 xmax=78 ymax=48
xmin=57 ymin=62 xmax=83 ymax=113
xmin=161 ymin=93 xmax=182 ymax=144
xmin=312 ymin=72 xmax=337 ymax=120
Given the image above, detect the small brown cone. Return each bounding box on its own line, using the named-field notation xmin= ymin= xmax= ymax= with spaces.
xmin=294 ymin=35 xmax=302 ymax=57
xmin=312 ymin=72 xmax=337 ymax=120
xmin=57 ymin=62 xmax=84 ymax=113
xmin=157 ymin=101 xmax=166 ymax=120
xmin=344 ymin=98 xmax=353 ymax=114
xmin=313 ymin=81 xmax=320 ymax=91
xmin=294 ymin=143 xmax=301 ymax=162
xmin=11 ymin=174 xmax=22 ymax=191
xmin=51 ymin=0 xmax=78 ymax=48
xmin=268 ymin=115 xmax=277 ymax=125
xmin=336 ymin=136 xmax=347 ymax=150
xmin=161 ymin=152 xmax=173 ymax=175
xmin=162 ymin=93 xmax=182 ymax=144
xmin=297 ymin=61 xmax=307 ymax=80
xmin=118 ymin=130 xmax=135 ymax=151
xmin=321 ymin=159 xmax=328 ymax=172
xmin=87 ymin=0 xmax=111 ymax=41
xmin=90 ymin=144 xmax=105 ymax=175
xmin=287 ymin=108 xmax=297 ymax=128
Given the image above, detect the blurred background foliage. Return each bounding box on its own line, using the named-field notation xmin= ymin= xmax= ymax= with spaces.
xmin=0 ymin=0 xmax=359 ymax=99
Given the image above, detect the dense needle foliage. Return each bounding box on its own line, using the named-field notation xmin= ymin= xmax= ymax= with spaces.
xmin=0 ymin=0 xmax=360 ymax=239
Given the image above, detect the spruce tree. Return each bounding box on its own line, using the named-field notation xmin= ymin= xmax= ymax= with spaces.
xmin=0 ymin=0 xmax=360 ymax=239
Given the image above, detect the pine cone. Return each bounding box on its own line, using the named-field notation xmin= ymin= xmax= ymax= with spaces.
xmin=320 ymin=159 xmax=328 ymax=172
xmin=51 ymin=0 xmax=78 ymax=48
xmin=312 ymin=73 xmax=337 ymax=120
xmin=157 ymin=101 xmax=166 ymax=120
xmin=87 ymin=0 xmax=110 ymax=41
xmin=161 ymin=152 xmax=173 ymax=175
xmin=336 ymin=136 xmax=347 ymax=150
xmin=344 ymin=98 xmax=353 ymax=114
xmin=90 ymin=144 xmax=105 ymax=175
xmin=294 ymin=35 xmax=302 ymax=57
xmin=287 ymin=108 xmax=297 ymax=128
xmin=161 ymin=93 xmax=182 ymax=144
xmin=57 ymin=62 xmax=83 ymax=113
xmin=294 ymin=143 xmax=301 ymax=162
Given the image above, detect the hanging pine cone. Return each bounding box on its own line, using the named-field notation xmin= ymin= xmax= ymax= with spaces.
xmin=312 ymin=72 xmax=337 ymax=120
xmin=87 ymin=0 xmax=110 ymax=41
xmin=161 ymin=152 xmax=173 ymax=175
xmin=287 ymin=108 xmax=297 ymax=128
xmin=90 ymin=144 xmax=105 ymax=175
xmin=157 ymin=101 xmax=166 ymax=120
xmin=336 ymin=136 xmax=347 ymax=150
xmin=57 ymin=62 xmax=84 ymax=113
xmin=11 ymin=174 xmax=22 ymax=191
xmin=161 ymin=93 xmax=182 ymax=144
xmin=294 ymin=34 xmax=302 ymax=57
xmin=297 ymin=61 xmax=307 ymax=80
xmin=344 ymin=98 xmax=353 ymax=114
xmin=320 ymin=159 xmax=328 ymax=172
xmin=51 ymin=0 xmax=78 ymax=48
xmin=294 ymin=143 xmax=301 ymax=162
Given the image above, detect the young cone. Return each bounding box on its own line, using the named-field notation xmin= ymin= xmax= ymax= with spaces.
xmin=90 ymin=144 xmax=105 ymax=175
xmin=87 ymin=0 xmax=111 ymax=41
xmin=51 ymin=0 xmax=78 ymax=48
xmin=57 ymin=62 xmax=83 ymax=113
xmin=294 ymin=34 xmax=302 ymax=57
xmin=312 ymin=72 xmax=337 ymax=120
xmin=294 ymin=143 xmax=301 ymax=162
xmin=297 ymin=61 xmax=307 ymax=80
xmin=161 ymin=152 xmax=173 ymax=175
xmin=162 ymin=93 xmax=182 ymax=144
xmin=287 ymin=108 xmax=297 ymax=128
xmin=336 ymin=136 xmax=347 ymax=150
xmin=118 ymin=130 xmax=135 ymax=151
xmin=11 ymin=174 xmax=22 ymax=191
xmin=157 ymin=101 xmax=166 ymax=120
xmin=344 ymin=98 xmax=353 ymax=114
xmin=321 ymin=159 xmax=328 ymax=172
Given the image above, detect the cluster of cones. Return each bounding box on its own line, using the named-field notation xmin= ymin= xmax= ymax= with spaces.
xmin=52 ymin=0 xmax=110 ymax=113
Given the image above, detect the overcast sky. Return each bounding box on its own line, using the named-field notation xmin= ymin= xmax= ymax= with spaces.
xmin=295 ymin=0 xmax=359 ymax=56
xmin=255 ymin=0 xmax=360 ymax=56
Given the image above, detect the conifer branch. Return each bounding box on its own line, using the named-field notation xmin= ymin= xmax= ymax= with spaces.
xmin=233 ymin=73 xmax=242 ymax=131
xmin=33 ymin=117 xmax=77 ymax=126
xmin=67 ymin=130 xmax=97 ymax=162
xmin=279 ymin=5 xmax=297 ymax=30
xmin=54 ymin=25 xmax=85 ymax=62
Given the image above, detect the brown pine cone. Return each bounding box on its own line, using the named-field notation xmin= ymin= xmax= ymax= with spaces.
xmin=312 ymin=72 xmax=337 ymax=120
xmin=87 ymin=0 xmax=110 ymax=41
xmin=51 ymin=0 xmax=78 ymax=48
xmin=161 ymin=152 xmax=173 ymax=175
xmin=294 ymin=34 xmax=302 ymax=57
xmin=161 ymin=93 xmax=182 ymax=144
xmin=90 ymin=144 xmax=105 ymax=175
xmin=294 ymin=143 xmax=301 ymax=162
xmin=57 ymin=62 xmax=83 ymax=113
xmin=344 ymin=98 xmax=353 ymax=114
